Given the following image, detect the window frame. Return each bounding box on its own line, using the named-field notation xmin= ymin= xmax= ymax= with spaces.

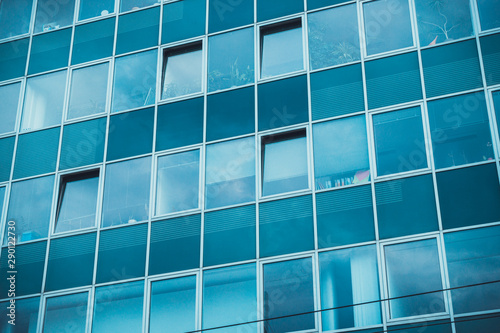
xmin=0 ymin=80 xmax=23 ymax=136
xmin=41 ymin=289 xmax=91 ymax=333
xmin=487 ymin=88 xmax=500 ymax=165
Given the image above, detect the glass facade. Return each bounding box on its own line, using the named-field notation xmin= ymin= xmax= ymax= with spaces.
xmin=1 ymin=1 xmax=500 ymax=332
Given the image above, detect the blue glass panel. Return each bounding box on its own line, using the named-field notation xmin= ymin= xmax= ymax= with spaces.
xmin=0 ymin=136 xmax=15 ymax=182
xmin=13 ymin=127 xmax=60 ymax=179
xmin=376 ymin=174 xmax=438 ymax=239
xmin=0 ymin=297 xmax=39 ymax=333
xmin=307 ymin=0 xmax=348 ymax=10
xmin=257 ymin=0 xmax=303 ymax=22
xmin=208 ymin=0 xmax=253 ymax=33
xmin=44 ymin=293 xmax=88 ymax=333
xmin=390 ymin=321 xmax=452 ymax=333
xmin=121 ymin=0 xmax=158 ymax=12
xmin=149 ymin=276 xmax=197 ymax=333
xmin=456 ymin=315 xmax=500 ymax=333
xmin=28 ymin=28 xmax=72 ymax=75
xmin=259 ymin=195 xmax=314 ymax=257
xmin=477 ymin=0 xmax=500 ymax=31
xmin=79 ymin=0 xmax=114 ymax=20
xmin=162 ymin=0 xmax=205 ymax=44
xmin=494 ymin=91 xmax=500 ymax=141
xmin=107 ymin=108 xmax=154 ymax=161
xmin=45 ymin=233 xmax=96 ymax=291
xmin=437 ymin=163 xmax=500 ymax=229
xmin=93 ymin=281 xmax=144 ymax=333
xmin=0 ymin=82 xmax=21 ymax=134
xmin=102 ymin=157 xmax=151 ymax=227
xmin=156 ymin=97 xmax=203 ymax=151
xmin=319 ymin=246 xmax=381 ymax=330
xmin=149 ymin=214 xmax=201 ymax=274
xmin=0 ymin=38 xmax=29 ymax=81
xmin=480 ymin=33 xmax=500 ymax=86
xmin=116 ymin=6 xmax=160 ymax=54
xmin=60 ymin=117 xmax=106 ymax=170
xmin=34 ymin=0 xmax=75 ymax=33
xmin=204 ymin=205 xmax=256 ymax=267
xmin=72 ymin=18 xmax=115 ymax=65
xmin=316 ymin=185 xmax=375 ymax=248
xmin=0 ymin=0 xmax=33 ymax=40
xmin=162 ymin=44 xmax=203 ymax=99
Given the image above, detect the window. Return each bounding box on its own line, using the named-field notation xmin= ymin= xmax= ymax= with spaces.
xmin=0 ymin=137 xmax=15 ymax=182
xmin=78 ymin=0 xmax=114 ymax=20
xmin=72 ymin=18 xmax=115 ymax=65
xmin=161 ymin=0 xmax=206 ymax=44
xmin=55 ymin=170 xmax=99 ymax=233
xmin=481 ymin=33 xmax=500 ymax=87
xmin=262 ymin=129 xmax=308 ymax=196
xmin=0 ymin=38 xmax=29 ymax=81
xmin=208 ymin=0 xmax=253 ymax=33
xmin=0 ymin=0 xmax=33 ymax=40
xmin=494 ymin=90 xmax=500 ymax=143
xmin=162 ymin=42 xmax=203 ymax=100
xmin=0 ymin=297 xmax=39 ymax=332
xmin=28 ymin=28 xmax=72 ymax=74
xmin=34 ymin=0 xmax=76 ymax=33
xmin=260 ymin=19 xmax=304 ymax=79
xmin=257 ymin=0 xmax=303 ymax=22
xmin=43 ymin=293 xmax=88 ymax=333
xmin=116 ymin=6 xmax=160 ymax=55
xmin=121 ymin=0 xmax=158 ymax=12
xmin=476 ymin=0 xmax=500 ymax=31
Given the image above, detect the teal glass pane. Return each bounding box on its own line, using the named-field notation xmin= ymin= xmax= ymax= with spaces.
xmin=494 ymin=91 xmax=500 ymax=141
xmin=316 ymin=185 xmax=375 ymax=248
xmin=390 ymin=321 xmax=452 ymax=333
xmin=208 ymin=0 xmax=253 ymax=33
xmin=149 ymin=276 xmax=197 ymax=333
xmin=156 ymin=97 xmax=203 ymax=151
xmin=0 ymin=82 xmax=21 ymax=134
xmin=21 ymin=70 xmax=67 ymax=132
xmin=319 ymin=246 xmax=381 ymax=330
xmin=376 ymin=174 xmax=438 ymax=239
xmin=72 ymin=18 xmax=115 ymax=65
xmin=308 ymin=4 xmax=360 ymax=70
xmin=116 ymin=6 xmax=160 ymax=54
xmin=307 ymin=0 xmax=348 ymax=10
xmin=97 ymin=223 xmax=148 ymax=283
xmin=310 ymin=64 xmax=364 ymax=120
xmin=414 ymin=0 xmax=472 ymax=47
xmin=0 ymin=241 xmax=46 ymax=298
xmin=4 ymin=176 xmax=54 ymax=244
xmin=68 ymin=62 xmax=109 ymax=120
xmin=257 ymin=0 xmax=303 ymax=22
xmin=204 ymin=205 xmax=256 ymax=267
xmin=43 ymin=293 xmax=88 ymax=333
xmin=205 ymin=137 xmax=255 ymax=209
xmin=0 ymin=297 xmax=39 ymax=333
xmin=0 ymin=136 xmax=15 ymax=182
xmin=79 ymin=0 xmax=114 ymax=20
xmin=373 ymin=107 xmax=427 ymax=176
xmin=162 ymin=0 xmax=205 ymax=44
xmin=0 ymin=0 xmax=33 ymax=40
xmin=149 ymin=214 xmax=201 ymax=274
xmin=437 ymin=163 xmax=500 ymax=229
xmin=422 ymin=39 xmax=482 ymax=98
xmin=203 ymin=264 xmax=257 ymax=333
xmin=162 ymin=43 xmax=203 ymax=99
xmin=14 ymin=127 xmax=60 ymax=179
xmin=444 ymin=226 xmax=500 ymax=314
xmin=206 ymin=86 xmax=255 ymax=141
xmin=156 ymin=150 xmax=200 ymax=215
xmin=112 ymin=50 xmax=157 ymax=112
xmin=28 ymin=28 xmax=71 ymax=75
xmin=259 ymin=195 xmax=314 ymax=257
xmin=0 ymin=38 xmax=29 ymax=81
xmin=93 ymin=281 xmax=144 ymax=333
xmin=102 ymin=157 xmax=151 ymax=227
xmin=121 ymin=0 xmax=158 ymax=12
xmin=45 ymin=233 xmax=96 ymax=291
xmin=0 ymin=187 xmax=4 ymax=211
xmin=365 ymin=52 xmax=422 ymax=109
xmin=313 ymin=116 xmax=370 ymax=190
xmin=456 ymin=315 xmax=500 ymax=333
xmin=480 ymin=33 xmax=500 ymax=86
xmin=477 ymin=0 xmax=500 ymax=31
xmin=258 ymin=75 xmax=308 ymax=131
xmin=428 ymin=92 xmax=494 ymax=169
xmin=59 ymin=117 xmax=106 ymax=170
xmin=208 ymin=27 xmax=254 ymax=92
xmin=34 ymin=0 xmax=75 ymax=33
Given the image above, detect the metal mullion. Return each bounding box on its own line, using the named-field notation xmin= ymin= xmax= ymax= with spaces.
xmin=437 ymin=233 xmax=456 ymax=328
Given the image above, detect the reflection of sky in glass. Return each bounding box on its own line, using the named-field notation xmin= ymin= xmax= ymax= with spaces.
xmin=163 ymin=49 xmax=202 ymax=99
xmin=44 ymin=293 xmax=88 ymax=333
xmin=477 ymin=0 xmax=500 ymax=30
xmin=261 ymin=27 xmax=303 ymax=78
xmin=79 ymin=0 xmax=115 ymax=20
xmin=264 ymin=137 xmax=307 ymax=182
xmin=0 ymin=82 xmax=21 ymax=134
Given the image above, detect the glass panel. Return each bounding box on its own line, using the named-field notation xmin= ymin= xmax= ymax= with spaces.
xmin=92 ymin=281 xmax=144 ymax=333
xmin=4 ymin=176 xmax=54 ymax=244
xmin=121 ymin=0 xmax=158 ymax=12
xmin=0 ymin=136 xmax=15 ymax=182
xmin=263 ymin=258 xmax=315 ymax=333
xmin=313 ymin=116 xmax=370 ymax=190
xmin=102 ymin=157 xmax=151 ymax=227
xmin=116 ymin=6 xmax=160 ymax=55
xmin=261 ymin=20 xmax=303 ymax=78
xmin=428 ymin=92 xmax=494 ymax=169
xmin=319 ymin=245 xmax=381 ymax=330
xmin=257 ymin=0 xmax=303 ymax=22
xmin=477 ymin=0 xmax=500 ymax=31
xmin=34 ymin=0 xmax=76 ymax=33
xmin=149 ymin=276 xmax=197 ymax=333
xmin=384 ymin=239 xmax=445 ymax=319
xmin=414 ymin=0 xmax=473 ymax=46
xmin=112 ymin=50 xmax=157 ymax=113
xmin=0 ymin=38 xmax=29 ymax=81
xmin=21 ymin=70 xmax=66 ymax=132
xmin=72 ymin=18 xmax=115 ymax=65
xmin=162 ymin=0 xmax=205 ymax=44
xmin=162 ymin=43 xmax=203 ymax=99
xmin=373 ymin=107 xmax=427 ymax=176
xmin=203 ymin=264 xmax=257 ymax=333
xmin=205 ymin=137 xmax=255 ymax=209
xmin=0 ymin=297 xmax=39 ymax=333
xmin=0 ymin=0 xmax=33 ymax=40
xmin=308 ymin=0 xmax=348 ymax=10
xmin=156 ymin=97 xmax=204 ymax=151
xmin=68 ymin=62 xmax=109 ymax=120
xmin=262 ymin=130 xmax=308 ymax=196
xmin=208 ymin=27 xmax=254 ymax=92
xmin=156 ymin=150 xmax=200 ymax=215
xmin=363 ymin=0 xmax=413 ymax=55
xmin=308 ymin=4 xmax=360 ymax=70
xmin=79 ymin=0 xmax=114 ymax=20
xmin=28 ymin=28 xmax=72 ymax=74
xmin=455 ymin=314 xmax=500 ymax=333
xmin=445 ymin=226 xmax=500 ymax=314
xmin=391 ymin=321 xmax=452 ymax=333
xmin=481 ymin=33 xmax=500 ymax=86
xmin=208 ymin=0 xmax=253 ymax=33
xmin=494 ymin=91 xmax=500 ymax=142
xmin=43 ymin=293 xmax=88 ymax=333
xmin=0 ymin=187 xmax=4 ymax=212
